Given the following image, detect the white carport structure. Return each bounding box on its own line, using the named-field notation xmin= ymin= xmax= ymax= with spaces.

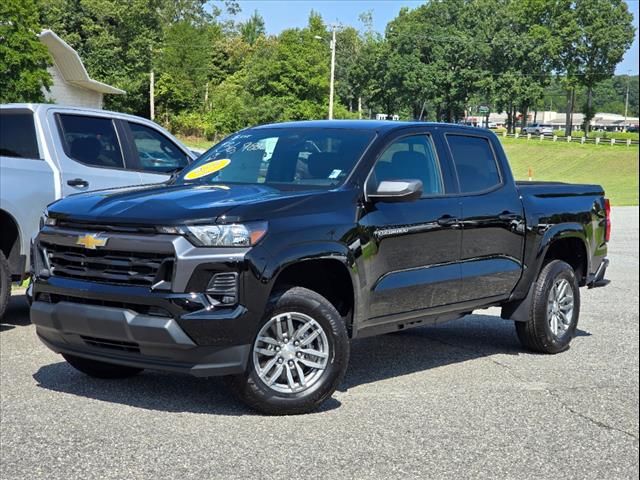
xmin=39 ymin=29 xmax=125 ymax=109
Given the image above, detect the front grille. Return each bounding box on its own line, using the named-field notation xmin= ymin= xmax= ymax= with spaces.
xmin=42 ymin=242 xmax=173 ymax=287
xmin=55 ymin=220 xmax=157 ymax=234
xmin=80 ymin=335 xmax=140 ymax=353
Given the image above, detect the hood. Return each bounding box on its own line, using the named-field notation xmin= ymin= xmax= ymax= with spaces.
xmin=48 ymin=183 xmax=330 ymax=225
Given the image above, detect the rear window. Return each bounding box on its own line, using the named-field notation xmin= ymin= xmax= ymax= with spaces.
xmin=0 ymin=111 xmax=40 ymax=159
xmin=447 ymin=135 xmax=501 ymax=193
xmin=58 ymin=114 xmax=124 ymax=169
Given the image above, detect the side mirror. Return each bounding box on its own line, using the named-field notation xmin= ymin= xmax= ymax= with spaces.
xmin=368 ymin=179 xmax=423 ymax=202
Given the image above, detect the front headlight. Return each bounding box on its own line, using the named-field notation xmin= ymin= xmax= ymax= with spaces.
xmin=39 ymin=210 xmax=56 ymax=229
xmin=181 ymin=222 xmax=267 ymax=247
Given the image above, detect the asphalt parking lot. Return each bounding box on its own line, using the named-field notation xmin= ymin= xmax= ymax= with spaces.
xmin=1 ymin=207 xmax=638 ymax=480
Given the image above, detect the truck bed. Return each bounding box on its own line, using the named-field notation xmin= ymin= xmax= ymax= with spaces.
xmin=516 ymin=180 xmax=604 ymax=198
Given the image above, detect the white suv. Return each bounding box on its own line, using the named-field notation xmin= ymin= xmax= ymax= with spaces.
xmin=522 ymin=123 xmax=553 ymax=135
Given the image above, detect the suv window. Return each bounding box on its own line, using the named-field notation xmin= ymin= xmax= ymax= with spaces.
xmin=128 ymin=122 xmax=189 ymax=173
xmin=58 ymin=114 xmax=124 ymax=169
xmin=0 ymin=111 xmax=40 ymax=159
xmin=370 ymin=134 xmax=444 ymax=196
xmin=446 ymin=135 xmax=500 ymax=193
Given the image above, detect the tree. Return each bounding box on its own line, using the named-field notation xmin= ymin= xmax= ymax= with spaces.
xmin=40 ymin=0 xmax=164 ymax=116
xmin=39 ymin=0 xmax=237 ymax=117
xmin=386 ymin=1 xmax=491 ymax=123
xmin=485 ymin=0 xmax=555 ymax=133
xmin=552 ymin=0 xmax=635 ymax=135
xmin=155 ymin=20 xmax=219 ymax=120
xmin=0 ymin=0 xmax=51 ymax=103
xmin=574 ymin=0 xmax=635 ymax=134
xmin=239 ymin=10 xmax=265 ymax=45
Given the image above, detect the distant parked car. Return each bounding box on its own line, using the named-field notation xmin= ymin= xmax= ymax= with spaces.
xmin=0 ymin=104 xmax=197 ymax=318
xmin=522 ymin=123 xmax=553 ymax=135
xmin=487 ymin=122 xmax=499 ymax=129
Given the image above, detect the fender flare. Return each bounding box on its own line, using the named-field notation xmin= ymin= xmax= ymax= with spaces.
xmin=263 ymin=240 xmax=361 ymax=329
xmin=503 ymin=223 xmax=588 ymax=322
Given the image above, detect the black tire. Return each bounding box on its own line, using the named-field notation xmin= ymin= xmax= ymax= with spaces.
xmin=227 ymin=287 xmax=350 ymax=415
xmin=516 ymin=260 xmax=580 ymax=354
xmin=62 ymin=354 xmax=144 ymax=379
xmin=0 ymin=251 xmax=11 ymax=321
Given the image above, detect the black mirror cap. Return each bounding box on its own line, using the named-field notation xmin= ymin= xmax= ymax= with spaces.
xmin=368 ymin=179 xmax=423 ymax=203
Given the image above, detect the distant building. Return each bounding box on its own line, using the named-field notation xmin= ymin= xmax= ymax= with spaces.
xmin=487 ymin=110 xmax=639 ymax=131
xmin=38 ymin=29 xmax=125 ymax=109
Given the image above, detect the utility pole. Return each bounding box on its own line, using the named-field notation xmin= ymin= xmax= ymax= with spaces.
xmin=624 ymin=71 xmax=630 ymax=132
xmin=150 ymin=70 xmax=155 ymax=121
xmin=149 ymin=45 xmax=155 ymax=121
xmin=329 ymin=25 xmax=336 ymax=120
xmin=315 ymin=26 xmax=338 ymax=120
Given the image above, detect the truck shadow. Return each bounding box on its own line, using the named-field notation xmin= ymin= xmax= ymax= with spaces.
xmin=0 ymin=293 xmax=30 ymax=332
xmin=32 ymin=314 xmax=591 ymax=416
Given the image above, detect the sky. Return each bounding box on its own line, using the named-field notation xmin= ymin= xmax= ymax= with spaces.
xmin=231 ymin=0 xmax=639 ymax=75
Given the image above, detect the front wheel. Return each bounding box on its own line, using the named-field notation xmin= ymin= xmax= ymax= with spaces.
xmin=516 ymin=260 xmax=580 ymax=354
xmin=227 ymin=287 xmax=350 ymax=415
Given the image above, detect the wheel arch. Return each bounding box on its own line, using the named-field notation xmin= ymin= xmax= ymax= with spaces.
xmin=503 ymin=224 xmax=588 ymax=322
xmin=537 ymin=226 xmax=589 ymax=286
xmin=267 ymin=244 xmax=358 ymax=337
xmin=0 ymin=208 xmax=23 ymax=276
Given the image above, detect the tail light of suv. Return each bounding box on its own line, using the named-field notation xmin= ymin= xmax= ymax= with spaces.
xmin=604 ymin=198 xmax=611 ymax=242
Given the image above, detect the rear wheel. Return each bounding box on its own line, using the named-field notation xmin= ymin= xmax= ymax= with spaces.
xmin=516 ymin=260 xmax=580 ymax=353
xmin=0 ymin=251 xmax=11 ymax=321
xmin=227 ymin=287 xmax=349 ymax=415
xmin=62 ymin=354 xmax=144 ymax=379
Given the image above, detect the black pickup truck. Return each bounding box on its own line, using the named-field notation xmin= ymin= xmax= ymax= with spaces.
xmin=31 ymin=121 xmax=610 ymax=414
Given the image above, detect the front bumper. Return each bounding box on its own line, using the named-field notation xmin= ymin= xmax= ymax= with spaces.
xmin=32 ymin=299 xmax=250 ymax=376
xmin=30 ymin=226 xmax=272 ymax=376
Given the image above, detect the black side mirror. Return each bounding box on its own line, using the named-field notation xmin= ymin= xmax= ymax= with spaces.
xmin=368 ymin=179 xmax=423 ymax=202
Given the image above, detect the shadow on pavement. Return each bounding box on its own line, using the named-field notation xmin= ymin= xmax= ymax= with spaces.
xmin=1 ymin=293 xmax=30 ymax=332
xmin=33 ymin=362 xmax=341 ymax=416
xmin=32 ymin=313 xmax=592 ymax=415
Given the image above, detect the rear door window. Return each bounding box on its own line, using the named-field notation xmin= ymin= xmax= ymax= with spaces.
xmin=58 ymin=114 xmax=124 ymax=169
xmin=446 ymin=135 xmax=501 ymax=193
xmin=127 ymin=122 xmax=189 ymax=173
xmin=0 ymin=111 xmax=40 ymax=159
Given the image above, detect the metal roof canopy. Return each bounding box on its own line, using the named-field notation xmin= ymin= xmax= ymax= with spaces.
xmin=38 ymin=29 xmax=125 ymax=95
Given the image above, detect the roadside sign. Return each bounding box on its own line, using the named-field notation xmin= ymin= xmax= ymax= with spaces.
xmin=479 ymin=105 xmax=490 ymax=114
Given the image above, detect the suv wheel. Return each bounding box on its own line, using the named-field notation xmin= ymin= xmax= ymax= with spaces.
xmin=0 ymin=251 xmax=11 ymax=320
xmin=515 ymin=260 xmax=580 ymax=354
xmin=228 ymin=287 xmax=350 ymax=415
xmin=62 ymin=354 xmax=144 ymax=379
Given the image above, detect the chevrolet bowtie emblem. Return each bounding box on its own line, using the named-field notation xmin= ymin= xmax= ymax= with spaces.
xmin=76 ymin=233 xmax=108 ymax=250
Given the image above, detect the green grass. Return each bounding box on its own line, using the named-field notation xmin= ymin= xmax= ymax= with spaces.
xmin=178 ymin=135 xmax=215 ymax=151
xmin=501 ymin=137 xmax=639 ymax=206
xmin=176 ymin=135 xmax=639 ymax=206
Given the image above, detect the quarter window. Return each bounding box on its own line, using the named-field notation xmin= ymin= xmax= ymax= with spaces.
xmin=58 ymin=114 xmax=124 ymax=169
xmin=369 ymin=134 xmax=444 ymax=196
xmin=447 ymin=135 xmax=500 ymax=193
xmin=0 ymin=111 xmax=40 ymax=159
xmin=128 ymin=122 xmax=189 ymax=173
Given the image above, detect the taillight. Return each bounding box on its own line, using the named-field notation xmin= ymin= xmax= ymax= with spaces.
xmin=604 ymin=198 xmax=611 ymax=242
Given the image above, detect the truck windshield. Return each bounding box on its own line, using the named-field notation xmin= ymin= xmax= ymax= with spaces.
xmin=177 ymin=128 xmax=375 ymax=188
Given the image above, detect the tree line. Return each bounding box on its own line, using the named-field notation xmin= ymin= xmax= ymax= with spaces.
xmin=1 ymin=0 xmax=637 ymax=138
